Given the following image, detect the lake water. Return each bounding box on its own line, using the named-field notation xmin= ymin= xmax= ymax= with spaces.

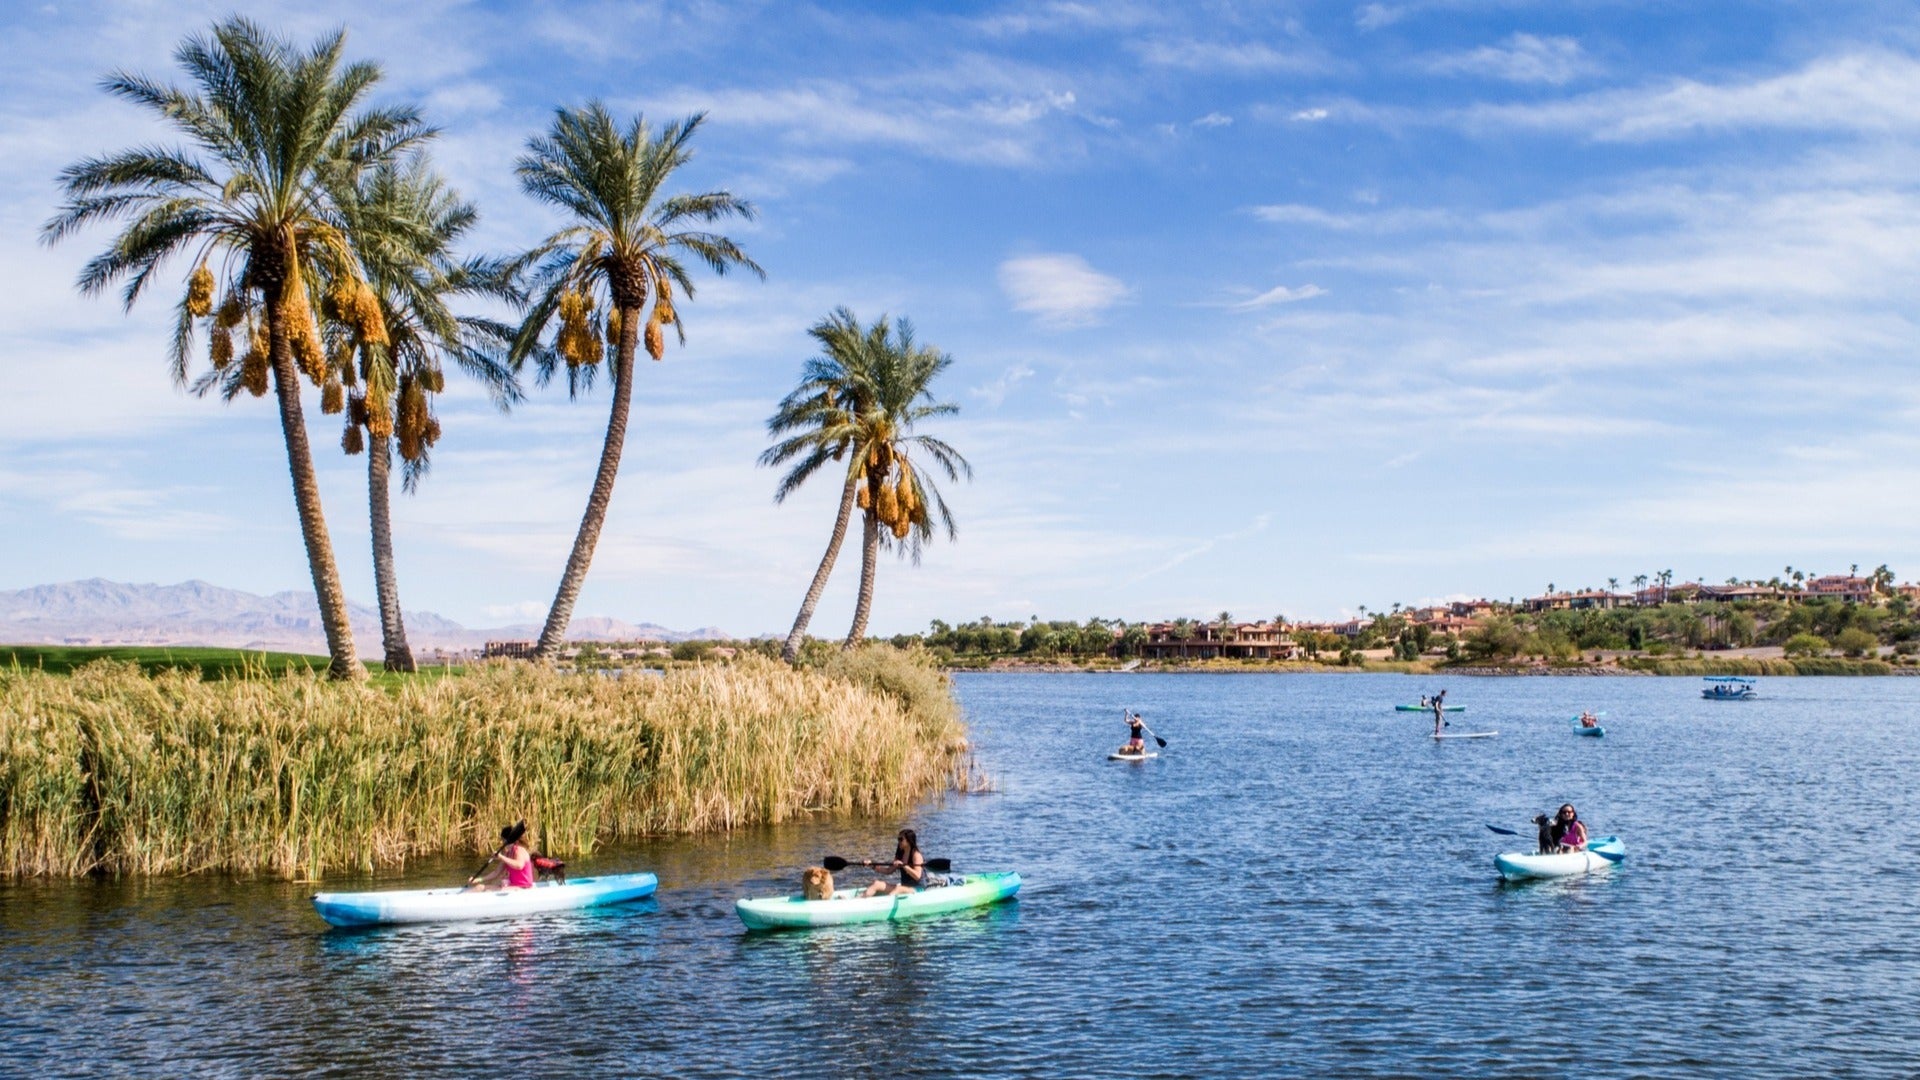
xmin=8 ymin=673 xmax=1920 ymax=1077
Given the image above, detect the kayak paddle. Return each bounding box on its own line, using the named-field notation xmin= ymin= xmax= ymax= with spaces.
xmin=1132 ymin=712 xmax=1168 ymax=748
xmin=822 ymin=856 xmax=953 ymax=874
xmin=468 ymin=819 xmax=527 ymax=884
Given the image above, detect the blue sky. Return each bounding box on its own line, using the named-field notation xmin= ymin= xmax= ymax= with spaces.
xmin=5 ymin=0 xmax=1920 ymax=636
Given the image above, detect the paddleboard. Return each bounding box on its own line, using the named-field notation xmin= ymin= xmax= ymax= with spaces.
xmin=1396 ymin=704 xmax=1465 ymax=712
xmin=1109 ymin=750 xmax=1159 ymax=761
xmin=1431 ymin=731 xmax=1498 ymax=739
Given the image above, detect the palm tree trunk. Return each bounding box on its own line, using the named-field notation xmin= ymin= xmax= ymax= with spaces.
xmin=267 ymin=305 xmax=363 ymax=681
xmin=534 ymin=308 xmax=638 ymax=662
xmin=843 ymin=509 xmax=880 ymax=649
xmin=782 ymin=476 xmax=859 ymax=664
xmin=367 ymin=434 xmax=415 ymax=672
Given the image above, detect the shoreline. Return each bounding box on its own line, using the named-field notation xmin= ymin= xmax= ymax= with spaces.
xmin=949 ymin=658 xmax=1915 ymax=676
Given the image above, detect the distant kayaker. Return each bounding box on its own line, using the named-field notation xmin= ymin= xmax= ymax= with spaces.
xmin=1123 ymin=710 xmax=1147 ymax=755
xmin=1550 ymin=804 xmax=1588 ymax=852
xmin=861 ymin=828 xmax=926 ymax=897
xmin=1578 ymin=711 xmax=1600 ymax=729
xmin=468 ymin=823 xmax=535 ymax=890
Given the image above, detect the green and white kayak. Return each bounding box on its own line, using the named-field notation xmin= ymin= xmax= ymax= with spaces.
xmin=735 ymin=871 xmax=1021 ymax=931
xmin=1396 ymin=704 xmax=1464 ymax=712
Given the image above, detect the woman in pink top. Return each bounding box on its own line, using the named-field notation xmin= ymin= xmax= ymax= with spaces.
xmin=1551 ymin=804 xmax=1588 ymax=852
xmin=469 ymin=823 xmax=536 ymax=890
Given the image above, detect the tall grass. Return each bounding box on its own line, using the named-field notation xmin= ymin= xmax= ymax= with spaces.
xmin=0 ymin=648 xmax=969 ymax=879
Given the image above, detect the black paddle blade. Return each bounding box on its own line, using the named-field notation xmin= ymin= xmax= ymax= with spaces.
xmin=1152 ymin=735 xmax=1168 ymax=748
xmin=821 ymin=855 xmax=952 ymax=873
xmin=1485 ymin=824 xmax=1521 ymax=836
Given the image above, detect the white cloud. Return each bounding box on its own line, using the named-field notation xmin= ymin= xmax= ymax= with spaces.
xmin=1462 ymin=51 xmax=1920 ymax=141
xmin=1138 ymin=40 xmax=1323 ymax=74
xmin=971 ymin=363 xmax=1037 ymax=407
xmin=1426 ymin=33 xmax=1596 ymax=86
xmin=1193 ymin=111 xmax=1233 ymax=128
xmin=1356 ymin=4 xmax=1404 ymax=31
xmin=998 ymin=254 xmax=1129 ymax=327
xmin=1291 ymin=107 xmax=1330 ymax=121
xmin=1228 ymin=284 xmax=1328 ymax=310
xmin=1250 ymin=202 xmax=1452 ymax=231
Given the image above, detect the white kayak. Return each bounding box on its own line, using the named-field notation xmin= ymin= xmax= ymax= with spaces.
xmin=1494 ymin=836 xmax=1624 ymax=881
xmin=1433 ymin=731 xmax=1498 ymax=739
xmin=312 ymin=871 xmax=658 ymax=927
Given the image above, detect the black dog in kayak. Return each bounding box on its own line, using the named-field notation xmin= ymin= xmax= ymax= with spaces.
xmin=1533 ymin=814 xmax=1555 ymax=855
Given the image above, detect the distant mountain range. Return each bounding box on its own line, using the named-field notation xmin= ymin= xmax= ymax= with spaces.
xmin=0 ymin=578 xmax=728 ymax=655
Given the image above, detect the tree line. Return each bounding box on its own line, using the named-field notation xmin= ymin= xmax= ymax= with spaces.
xmin=45 ymin=19 xmax=966 ymax=679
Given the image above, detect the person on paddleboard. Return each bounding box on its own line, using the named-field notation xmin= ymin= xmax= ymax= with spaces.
xmin=1550 ymin=804 xmax=1587 ymax=852
xmin=1431 ymin=690 xmax=1448 ymax=736
xmin=1122 ymin=710 xmax=1147 ymax=755
xmin=469 ymin=823 xmax=535 ymax=890
xmin=862 ymin=828 xmax=926 ymax=897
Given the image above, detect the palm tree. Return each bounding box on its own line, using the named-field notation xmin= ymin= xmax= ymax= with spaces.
xmin=43 ymin=18 xmax=429 ymax=679
xmin=334 ymin=159 xmax=520 ymax=671
xmin=760 ymin=310 xmax=883 ymax=663
xmin=833 ymin=315 xmax=970 ymax=648
xmin=510 ymin=103 xmax=761 ymax=662
xmin=1607 ymin=577 xmax=1620 ymax=594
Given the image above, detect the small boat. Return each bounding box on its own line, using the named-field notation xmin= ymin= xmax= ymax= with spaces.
xmin=1701 ymin=676 xmax=1757 ymax=700
xmin=1397 ymin=704 xmax=1465 ymax=712
xmin=1108 ymin=750 xmax=1158 ymax=761
xmin=735 ymin=871 xmax=1022 ymax=931
xmin=1572 ymin=713 xmax=1606 ymax=737
xmin=312 ymin=872 xmax=658 ymax=927
xmin=1495 ymin=836 xmax=1625 ymax=881
xmin=1432 ymin=730 xmax=1498 ymax=739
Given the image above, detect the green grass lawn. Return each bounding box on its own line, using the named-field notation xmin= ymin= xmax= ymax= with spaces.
xmin=1 ymin=644 xmax=466 ymax=682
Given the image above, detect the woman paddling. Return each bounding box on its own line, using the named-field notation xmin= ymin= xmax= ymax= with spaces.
xmin=1121 ymin=710 xmax=1147 ymax=756
xmin=468 ymin=823 xmax=536 ymax=891
xmin=861 ymin=829 xmax=926 ymax=897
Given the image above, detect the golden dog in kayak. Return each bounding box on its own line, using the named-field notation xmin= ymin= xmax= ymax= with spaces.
xmin=801 ymin=866 xmax=835 ymax=900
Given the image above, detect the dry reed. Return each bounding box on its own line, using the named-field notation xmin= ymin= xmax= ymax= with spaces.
xmin=0 ymin=649 xmax=970 ymax=880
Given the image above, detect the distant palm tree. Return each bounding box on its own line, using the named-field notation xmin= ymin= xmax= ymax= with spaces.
xmin=1607 ymin=577 xmax=1619 ymax=593
xmin=43 ymin=18 xmax=430 ymax=680
xmin=760 ymin=309 xmax=883 ymax=663
xmin=509 ymin=104 xmax=762 ymax=662
xmin=834 ymin=315 xmax=970 ymax=648
xmin=334 ymin=160 xmax=520 ymax=671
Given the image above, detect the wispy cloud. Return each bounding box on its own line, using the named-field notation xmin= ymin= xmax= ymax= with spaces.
xmin=1460 ymin=51 xmax=1920 ymax=140
xmin=998 ymin=254 xmax=1129 ymax=327
xmin=1193 ymin=111 xmax=1233 ymax=128
xmin=645 ymin=79 xmax=1082 ymax=166
xmin=1226 ymin=284 xmax=1328 ymax=310
xmin=1136 ymin=39 xmax=1324 ymax=74
xmin=971 ymin=363 xmax=1036 ymax=406
xmin=1426 ymin=33 xmax=1596 ymax=86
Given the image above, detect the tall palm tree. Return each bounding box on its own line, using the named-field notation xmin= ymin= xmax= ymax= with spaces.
xmin=761 ymin=309 xmax=881 ymax=663
xmin=828 ymin=315 xmax=970 ymax=649
xmin=335 ymin=159 xmax=520 ymax=671
xmin=43 ymin=19 xmax=429 ymax=679
xmin=510 ymin=103 xmax=761 ymax=662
